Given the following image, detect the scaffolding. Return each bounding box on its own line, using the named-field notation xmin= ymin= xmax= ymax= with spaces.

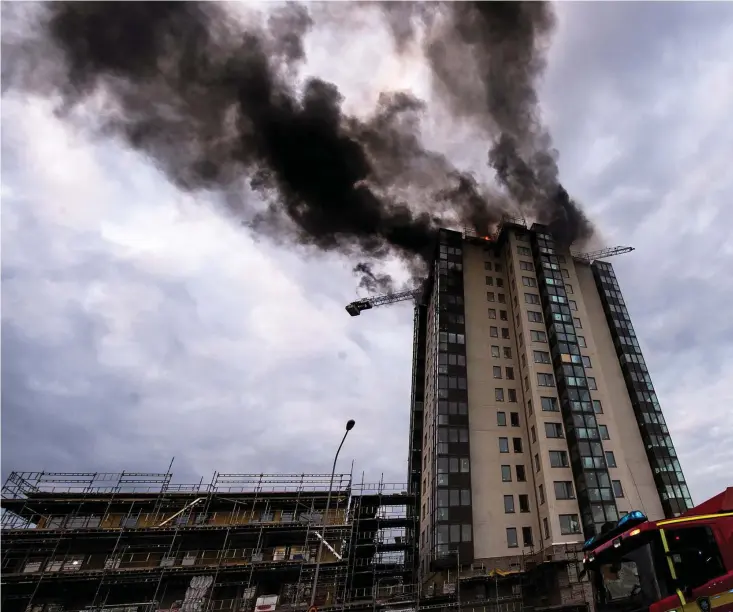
xmin=2 ymin=472 xmax=590 ymax=612
xmin=1 ymin=471 xmax=355 ymax=612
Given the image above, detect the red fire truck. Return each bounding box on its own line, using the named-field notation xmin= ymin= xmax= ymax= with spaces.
xmin=582 ymin=488 xmax=733 ymax=612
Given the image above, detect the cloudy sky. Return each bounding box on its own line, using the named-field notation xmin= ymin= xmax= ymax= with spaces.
xmin=2 ymin=2 xmax=732 ymax=503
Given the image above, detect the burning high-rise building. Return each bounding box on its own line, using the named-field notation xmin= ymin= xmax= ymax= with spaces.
xmin=397 ymin=220 xmax=692 ymax=578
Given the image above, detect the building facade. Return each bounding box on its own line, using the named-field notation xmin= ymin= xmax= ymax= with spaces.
xmin=412 ymin=221 xmax=692 ymax=578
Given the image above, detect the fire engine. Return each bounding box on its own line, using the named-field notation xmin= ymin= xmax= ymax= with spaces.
xmin=582 ymin=488 xmax=733 ymax=612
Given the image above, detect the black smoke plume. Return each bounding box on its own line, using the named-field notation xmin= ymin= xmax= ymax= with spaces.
xmin=2 ymin=1 xmax=591 ymax=293
xmin=352 ymin=262 xmax=394 ymax=294
xmin=386 ymin=2 xmax=593 ymax=245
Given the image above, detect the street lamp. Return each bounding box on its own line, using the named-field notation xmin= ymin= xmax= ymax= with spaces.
xmin=310 ymin=419 xmax=355 ymax=607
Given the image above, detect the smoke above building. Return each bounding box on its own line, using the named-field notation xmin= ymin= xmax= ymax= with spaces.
xmin=2 ymin=1 xmax=592 ymax=289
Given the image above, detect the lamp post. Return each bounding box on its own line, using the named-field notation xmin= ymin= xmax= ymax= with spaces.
xmin=310 ymin=419 xmax=355 ymax=608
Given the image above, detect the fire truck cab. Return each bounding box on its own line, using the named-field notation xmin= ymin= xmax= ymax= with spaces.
xmin=582 ymin=488 xmax=733 ymax=612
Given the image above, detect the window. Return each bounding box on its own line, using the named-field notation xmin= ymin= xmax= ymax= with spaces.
xmin=667 ymin=526 xmax=727 ymax=590
xmin=522 ymin=276 xmax=537 ymax=287
xmin=573 ymin=317 xmax=582 ymax=328
xmin=501 ymin=465 xmax=512 ymax=482
xmin=599 ymin=424 xmax=610 ymax=440
xmin=500 ymin=310 xmax=508 ymax=321
xmin=531 ymin=426 xmax=536 ymax=443
xmin=513 ymin=438 xmax=523 ymax=453
xmin=497 ymin=412 xmax=507 ymax=426
xmin=519 ymin=494 xmax=530 ymax=513
xmin=545 ymin=423 xmax=563 ymax=438
xmin=528 ymin=399 xmax=533 ymax=415
xmin=487 ymin=292 xmax=495 ymax=302
xmin=569 ymin=300 xmax=577 ymax=311
xmin=484 ymin=262 xmax=492 ymax=271
xmin=508 ymin=389 xmax=517 ymax=402
xmin=534 ymin=350 xmax=551 ymax=364
xmin=516 ymin=465 xmax=526 ymax=481
xmin=582 ymin=355 xmax=592 ymax=368
xmin=504 ymin=495 xmax=515 ymax=513
xmin=541 ymin=396 xmax=558 ymax=412
xmin=531 ymin=330 xmax=547 ymax=342
xmin=486 ymin=276 xmax=494 ymax=286
xmin=510 ymin=412 xmax=520 ymax=427
xmin=561 ymin=268 xmax=570 ymax=278
xmin=527 ymin=310 xmax=543 ymax=323
xmin=525 ymin=293 xmax=540 ymax=305
xmin=543 ymin=517 xmax=550 ymax=539
xmin=517 ymin=246 xmax=531 ymax=256
xmin=613 ymin=480 xmax=624 ymax=497
xmin=566 ymin=284 xmax=574 ymax=294
xmin=501 ymin=328 xmax=510 ymax=339
xmin=593 ymin=400 xmax=603 ymax=414
xmin=538 ymin=484 xmax=545 ymax=504
xmin=498 ymin=293 xmax=506 ymax=304
xmin=495 ymin=263 xmax=503 ymax=272
xmin=522 ymin=526 xmax=533 ymax=547
xmin=488 ymin=308 xmax=497 ymax=319
xmin=537 ymin=373 xmax=555 ymax=387
xmin=491 ymin=345 xmax=500 ymax=358
xmin=503 ymin=346 xmax=512 ymax=358
xmin=499 ymin=438 xmax=509 ymax=453
xmin=535 ymin=454 xmax=541 ymax=473
xmin=520 ymin=261 xmax=533 ymax=271
xmin=549 ymin=451 xmax=569 ymax=468
xmin=497 ymin=278 xmax=504 ymax=288
xmin=493 ymin=366 xmax=503 ymax=379
xmin=462 ymin=524 xmax=473 ymax=542
xmin=605 ymin=451 xmax=617 ymax=467
xmin=490 ymin=326 xmax=499 ymax=338
xmin=506 ymin=367 xmax=515 ymax=380
xmin=554 ymin=481 xmax=575 ymax=500
xmin=578 ymin=335 xmax=586 ymax=347
xmin=559 ymin=514 xmax=581 ymax=534
xmin=495 ymin=388 xmax=505 ymax=402
xmin=450 ymin=524 xmax=461 ymax=543
xmin=23 ymin=559 xmax=44 ymax=573
xmin=587 ymin=376 xmax=597 ymax=390
xmin=506 ymin=527 xmax=518 ymax=548
xmin=461 ymin=489 xmax=471 ymax=505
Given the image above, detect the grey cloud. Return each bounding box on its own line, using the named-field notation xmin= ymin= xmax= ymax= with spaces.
xmin=1 ymin=165 xmax=412 ymax=488
xmin=2 ymin=2 xmax=732 ymax=505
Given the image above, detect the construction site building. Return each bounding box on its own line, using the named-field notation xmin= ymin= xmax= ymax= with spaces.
xmin=409 ymin=221 xmax=692 ymax=595
xmin=1 ymin=469 xmax=591 ymax=612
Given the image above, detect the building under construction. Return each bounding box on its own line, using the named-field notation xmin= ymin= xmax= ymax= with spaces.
xmin=1 ymin=469 xmax=589 ymax=612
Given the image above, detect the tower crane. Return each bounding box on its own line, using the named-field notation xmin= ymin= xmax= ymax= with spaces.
xmin=345 ymin=245 xmax=634 ymax=317
xmin=570 ymin=245 xmax=635 ymax=262
xmin=345 ymin=288 xmax=422 ymax=316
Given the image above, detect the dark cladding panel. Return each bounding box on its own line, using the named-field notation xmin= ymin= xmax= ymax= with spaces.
xmin=408 ymin=302 xmax=427 ymax=578
xmin=431 ymin=229 xmax=474 ymax=567
xmin=530 ymin=227 xmax=619 ymax=538
xmin=590 ymin=260 xmax=693 ymax=516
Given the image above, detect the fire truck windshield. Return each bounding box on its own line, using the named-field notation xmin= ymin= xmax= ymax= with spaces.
xmin=600 ymin=560 xmax=642 ymax=601
xmin=591 ymin=540 xmax=672 ymax=612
